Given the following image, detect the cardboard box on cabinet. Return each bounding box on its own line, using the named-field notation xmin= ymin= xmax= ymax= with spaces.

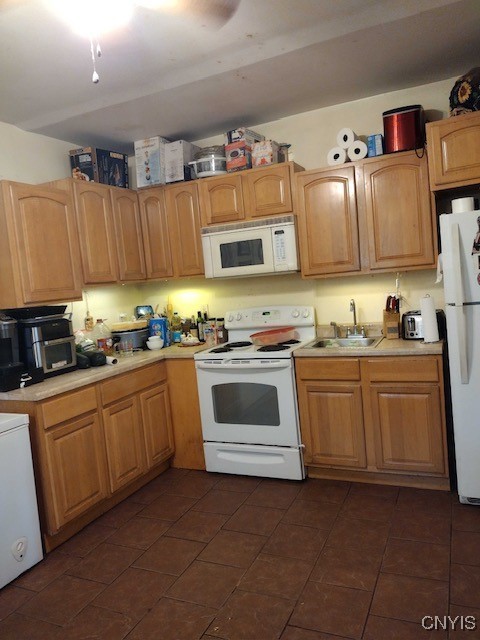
xmin=225 ymin=141 xmax=254 ymax=172
xmin=165 ymin=140 xmax=201 ymax=183
xmin=69 ymin=147 xmax=129 ymax=188
xmin=224 ymin=127 xmax=264 ymax=146
xmin=134 ymin=136 xmax=169 ymax=187
xmin=252 ymin=140 xmax=286 ymax=166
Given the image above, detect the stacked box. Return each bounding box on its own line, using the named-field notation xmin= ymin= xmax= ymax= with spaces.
xmin=367 ymin=134 xmax=384 ymax=157
xmin=165 ymin=140 xmax=201 ymax=183
xmin=134 ymin=136 xmax=169 ymax=187
xmin=224 ymin=127 xmax=265 ymax=146
xmin=252 ymin=140 xmax=286 ymax=166
xmin=69 ymin=147 xmax=129 ymax=188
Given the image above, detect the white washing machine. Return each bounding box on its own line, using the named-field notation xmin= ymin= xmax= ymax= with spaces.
xmin=0 ymin=413 xmax=43 ymax=589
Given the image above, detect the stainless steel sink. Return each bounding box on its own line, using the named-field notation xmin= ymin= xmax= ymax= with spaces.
xmin=312 ymin=336 xmax=383 ymax=349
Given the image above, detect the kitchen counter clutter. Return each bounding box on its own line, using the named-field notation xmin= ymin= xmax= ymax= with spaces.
xmin=0 ymin=343 xmax=207 ymax=402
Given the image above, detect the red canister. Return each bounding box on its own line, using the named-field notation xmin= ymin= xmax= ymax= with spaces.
xmin=382 ymin=105 xmax=425 ymax=153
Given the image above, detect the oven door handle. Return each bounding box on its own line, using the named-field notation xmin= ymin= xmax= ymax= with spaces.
xmin=196 ymin=360 xmax=292 ymax=371
xmin=42 ymin=336 xmax=75 ymax=347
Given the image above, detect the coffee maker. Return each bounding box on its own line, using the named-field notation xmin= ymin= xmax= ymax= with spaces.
xmin=0 ymin=313 xmax=44 ymax=391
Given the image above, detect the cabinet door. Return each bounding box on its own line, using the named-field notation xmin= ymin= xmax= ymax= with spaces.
xmin=44 ymin=414 xmax=108 ymax=533
xmin=164 ymin=182 xmax=204 ymax=277
xmin=427 ymin=111 xmax=480 ymax=189
xmin=137 ymin=188 xmax=174 ymax=279
xmin=242 ymin=164 xmax=293 ymax=218
xmin=72 ymin=181 xmax=118 ymax=283
xmin=296 ymin=167 xmax=360 ymax=276
xmin=198 ymin=174 xmax=245 ymax=226
xmin=363 ymin=153 xmax=435 ymax=271
xmin=140 ymin=383 xmax=174 ymax=468
xmin=297 ymin=379 xmax=366 ymax=468
xmin=369 ymin=383 xmax=445 ymax=474
xmin=110 ymin=189 xmax=147 ymax=281
xmin=4 ymin=182 xmax=82 ymax=304
xmin=103 ymin=397 xmax=146 ymax=492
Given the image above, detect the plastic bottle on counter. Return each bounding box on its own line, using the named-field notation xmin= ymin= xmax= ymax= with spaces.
xmin=91 ymin=319 xmax=113 ymax=355
xmin=197 ymin=310 xmax=205 ymax=342
xmin=190 ymin=315 xmax=199 ymax=340
xmin=171 ymin=312 xmax=183 ymax=343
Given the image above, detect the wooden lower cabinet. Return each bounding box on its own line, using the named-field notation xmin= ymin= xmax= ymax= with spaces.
xmin=141 ymin=383 xmax=175 ymax=467
xmin=0 ymin=362 xmax=176 ymax=550
xmin=295 ymin=355 xmax=449 ymax=488
xmin=44 ymin=413 xmax=109 ymax=532
xmin=103 ymin=396 xmax=146 ymax=492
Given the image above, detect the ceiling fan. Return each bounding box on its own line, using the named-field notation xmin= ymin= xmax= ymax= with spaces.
xmin=1 ymin=0 xmax=241 ymax=81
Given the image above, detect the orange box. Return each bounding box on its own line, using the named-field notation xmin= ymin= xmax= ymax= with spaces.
xmin=225 ymin=141 xmax=252 ymax=172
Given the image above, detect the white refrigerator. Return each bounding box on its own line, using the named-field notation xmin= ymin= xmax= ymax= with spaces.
xmin=440 ymin=211 xmax=480 ymax=504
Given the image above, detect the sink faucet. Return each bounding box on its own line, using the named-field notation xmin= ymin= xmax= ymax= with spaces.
xmin=350 ymin=299 xmax=357 ymax=332
xmin=347 ymin=299 xmax=366 ymax=337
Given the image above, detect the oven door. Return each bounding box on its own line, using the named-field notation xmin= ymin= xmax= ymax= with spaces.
xmin=35 ymin=337 xmax=77 ymax=374
xmin=203 ymin=227 xmax=274 ymax=278
xmin=195 ymin=358 xmax=300 ymax=446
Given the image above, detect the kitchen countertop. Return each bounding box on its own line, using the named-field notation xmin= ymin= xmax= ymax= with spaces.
xmin=0 ymin=343 xmax=208 ymax=402
xmin=295 ymin=337 xmax=444 ymax=357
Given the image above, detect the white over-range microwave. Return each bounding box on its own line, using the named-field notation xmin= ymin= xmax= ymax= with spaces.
xmin=201 ymin=215 xmax=299 ymax=279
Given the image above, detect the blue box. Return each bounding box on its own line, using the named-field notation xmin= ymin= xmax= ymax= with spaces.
xmin=367 ymin=134 xmax=384 ymax=157
xmin=149 ymin=318 xmax=169 ymax=346
xmin=69 ymin=147 xmax=129 ymax=188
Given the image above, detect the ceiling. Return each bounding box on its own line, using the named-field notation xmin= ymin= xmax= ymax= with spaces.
xmin=1 ymin=0 xmax=478 ymax=154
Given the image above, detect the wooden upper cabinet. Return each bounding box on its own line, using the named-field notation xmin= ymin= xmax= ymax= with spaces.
xmin=0 ymin=181 xmax=82 ymax=306
xmin=242 ymin=163 xmax=294 ymax=218
xmin=110 ymin=188 xmax=147 ymax=281
xmin=427 ymin=111 xmax=480 ymax=189
xmin=70 ymin=181 xmax=118 ymax=284
xmin=164 ymin=182 xmax=204 ymax=277
xmin=198 ymin=174 xmax=245 ymax=226
xmin=362 ymin=152 xmax=435 ymax=271
xmin=137 ymin=188 xmax=174 ymax=279
xmin=296 ymin=166 xmax=361 ymax=276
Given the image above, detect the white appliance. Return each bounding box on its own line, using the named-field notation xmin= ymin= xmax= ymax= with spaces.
xmin=201 ymin=215 xmax=299 ymax=279
xmin=0 ymin=413 xmax=43 ymax=588
xmin=440 ymin=210 xmax=480 ymax=504
xmin=194 ymin=305 xmax=315 ymax=480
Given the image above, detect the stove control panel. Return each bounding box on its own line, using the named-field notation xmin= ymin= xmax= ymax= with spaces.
xmin=225 ymin=305 xmax=315 ymax=329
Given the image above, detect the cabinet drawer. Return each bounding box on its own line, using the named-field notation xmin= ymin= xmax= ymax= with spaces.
xmin=41 ymin=386 xmax=97 ymax=429
xmin=295 ymin=358 xmax=360 ymax=381
xmin=101 ymin=362 xmax=166 ymax=406
xmin=365 ymin=357 xmax=439 ymax=382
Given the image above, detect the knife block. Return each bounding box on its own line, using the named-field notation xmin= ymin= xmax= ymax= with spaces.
xmin=383 ymin=310 xmax=400 ymax=339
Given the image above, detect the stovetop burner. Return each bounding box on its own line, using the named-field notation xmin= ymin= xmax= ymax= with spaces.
xmin=210 ymin=346 xmax=232 ymax=353
xmin=227 ymin=341 xmax=253 ymax=348
xmin=279 ymin=339 xmax=300 ymax=345
xmin=257 ymin=344 xmax=290 ymax=352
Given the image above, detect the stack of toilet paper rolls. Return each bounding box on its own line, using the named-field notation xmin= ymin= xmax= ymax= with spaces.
xmin=327 ymin=128 xmax=368 ymax=166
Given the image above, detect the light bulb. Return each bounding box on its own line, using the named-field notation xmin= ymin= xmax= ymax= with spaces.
xmin=92 ymin=70 xmax=100 ymax=83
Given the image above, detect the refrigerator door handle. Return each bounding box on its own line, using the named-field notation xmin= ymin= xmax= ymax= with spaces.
xmin=450 ymin=222 xmax=466 ymax=307
xmin=447 ymin=304 xmax=469 ymax=384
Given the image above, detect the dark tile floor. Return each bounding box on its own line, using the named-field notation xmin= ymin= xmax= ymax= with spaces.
xmin=2 ymin=468 xmax=480 ymax=639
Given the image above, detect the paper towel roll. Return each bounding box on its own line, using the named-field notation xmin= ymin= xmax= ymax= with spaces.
xmin=420 ymin=294 xmax=439 ymax=343
xmin=347 ymin=140 xmax=368 ymax=161
xmin=106 ymin=356 xmax=118 ymax=365
xmin=336 ymin=128 xmax=357 ymax=149
xmin=452 ymin=197 xmax=475 ymax=214
xmin=327 ymin=147 xmax=348 ymax=166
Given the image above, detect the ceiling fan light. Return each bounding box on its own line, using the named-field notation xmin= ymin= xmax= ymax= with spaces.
xmin=45 ymin=0 xmax=135 ymax=38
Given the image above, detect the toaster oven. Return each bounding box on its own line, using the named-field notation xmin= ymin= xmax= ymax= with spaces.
xmin=402 ymin=310 xmax=445 ymax=340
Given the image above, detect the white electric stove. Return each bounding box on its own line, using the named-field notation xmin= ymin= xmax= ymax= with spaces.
xmin=194 ymin=305 xmax=315 ymax=480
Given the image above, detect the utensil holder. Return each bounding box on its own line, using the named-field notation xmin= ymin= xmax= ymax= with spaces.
xmin=383 ymin=311 xmax=400 ymax=340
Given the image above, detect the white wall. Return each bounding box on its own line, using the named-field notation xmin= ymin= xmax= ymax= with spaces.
xmin=0 ymin=77 xmax=453 ymax=331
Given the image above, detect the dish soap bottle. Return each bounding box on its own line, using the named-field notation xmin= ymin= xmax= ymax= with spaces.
xmin=171 ymin=312 xmax=182 ymax=343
